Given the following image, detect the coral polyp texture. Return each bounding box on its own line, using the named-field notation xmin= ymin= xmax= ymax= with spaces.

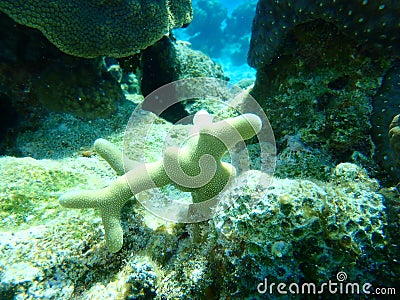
xmin=248 ymin=0 xmax=400 ymax=68
xmin=0 ymin=0 xmax=193 ymax=58
xmin=210 ymin=164 xmax=389 ymax=297
xmin=371 ymin=63 xmax=400 ymax=182
xmin=389 ymin=114 xmax=400 ymax=158
xmin=59 ymin=111 xmax=262 ymax=252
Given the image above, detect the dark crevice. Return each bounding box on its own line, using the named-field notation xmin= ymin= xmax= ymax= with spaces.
xmin=0 ymin=93 xmax=19 ymax=154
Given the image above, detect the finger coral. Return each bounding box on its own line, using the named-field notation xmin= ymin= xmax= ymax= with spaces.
xmin=59 ymin=111 xmax=262 ymax=252
xmin=0 ymin=0 xmax=193 ymax=58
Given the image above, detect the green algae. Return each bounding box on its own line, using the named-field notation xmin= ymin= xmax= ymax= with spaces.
xmin=251 ymin=19 xmax=393 ymax=167
xmin=0 ymin=157 xmax=90 ymax=228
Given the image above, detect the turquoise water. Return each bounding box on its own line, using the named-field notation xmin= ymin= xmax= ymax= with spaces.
xmin=174 ymin=0 xmax=257 ymax=83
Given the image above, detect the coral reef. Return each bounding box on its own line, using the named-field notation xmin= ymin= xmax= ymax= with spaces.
xmin=173 ymin=40 xmax=227 ymax=81
xmin=0 ymin=204 xmax=151 ymax=299
xmin=119 ymin=35 xmax=227 ymax=122
xmin=0 ymin=157 xmax=89 ymax=228
xmin=209 ymin=164 xmax=391 ymax=297
xmin=140 ymin=35 xmax=226 ymax=96
xmin=33 ymin=59 xmax=125 ymax=119
xmin=0 ymin=97 xmax=397 ymax=297
xmin=249 ymin=11 xmax=396 ymax=179
xmin=389 ymin=114 xmax=400 ymax=158
xmin=274 ymin=134 xmax=334 ymax=181
xmin=377 ymin=185 xmax=400 ymax=268
xmin=248 ymin=0 xmax=400 ymax=68
xmin=372 ymin=63 xmax=400 ymax=182
xmin=248 ymin=0 xmax=400 ymax=181
xmin=0 ymin=13 xmax=127 ymax=153
xmin=59 ymin=111 xmax=262 ymax=252
xmin=0 ymin=1 xmax=398 ymax=298
xmin=4 ymin=101 xmax=135 ymax=159
xmin=0 ymin=0 xmax=193 ymax=58
xmin=250 ymin=24 xmax=384 ymax=157
xmin=0 ymin=151 xmax=152 ymax=299
xmin=1 ymin=154 xmax=396 ymax=298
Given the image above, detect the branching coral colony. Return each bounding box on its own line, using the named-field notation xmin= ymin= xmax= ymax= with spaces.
xmin=59 ymin=110 xmax=262 ymax=252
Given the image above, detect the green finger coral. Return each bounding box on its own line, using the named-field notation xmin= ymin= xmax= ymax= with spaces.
xmin=0 ymin=0 xmax=193 ymax=58
xmin=59 ymin=110 xmax=262 ymax=252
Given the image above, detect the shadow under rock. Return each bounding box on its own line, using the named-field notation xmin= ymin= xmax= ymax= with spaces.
xmin=2 ymin=101 xmax=136 ymax=160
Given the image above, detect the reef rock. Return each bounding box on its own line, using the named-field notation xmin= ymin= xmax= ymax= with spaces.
xmin=208 ymin=164 xmax=390 ymax=297
xmin=248 ymin=0 xmax=400 ymax=68
xmin=0 ymin=0 xmax=193 ymax=58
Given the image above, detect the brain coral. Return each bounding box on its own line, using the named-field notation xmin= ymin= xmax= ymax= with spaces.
xmin=248 ymin=0 xmax=400 ymax=68
xmin=0 ymin=0 xmax=193 ymax=58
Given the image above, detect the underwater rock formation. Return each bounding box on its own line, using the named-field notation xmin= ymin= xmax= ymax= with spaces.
xmin=250 ymin=19 xmax=383 ymax=162
xmin=0 ymin=13 xmax=128 ymax=154
xmin=209 ymin=165 xmax=391 ymax=297
xmin=377 ymin=185 xmax=400 ymax=267
xmin=248 ymin=0 xmax=399 ymax=176
xmin=248 ymin=0 xmax=400 ymax=68
xmin=140 ymin=36 xmax=226 ymax=97
xmin=1 ymin=1 xmax=398 ymax=298
xmin=0 ymin=12 xmax=56 ymax=151
xmin=371 ymin=63 xmax=400 ymax=183
xmin=0 ymin=93 xmax=18 ymax=147
xmin=1 ymin=155 xmax=395 ymax=298
xmin=0 ymin=0 xmax=193 ymax=58
xmin=33 ymin=59 xmax=125 ymax=119
xmin=138 ymin=35 xmax=227 ymax=122
xmin=389 ymin=114 xmax=400 ymax=158
xmin=0 ymin=157 xmax=90 ymax=228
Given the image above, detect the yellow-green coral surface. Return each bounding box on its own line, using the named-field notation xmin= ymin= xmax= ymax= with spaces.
xmin=0 ymin=0 xmax=193 ymax=58
xmin=60 ymin=111 xmax=262 ymax=252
